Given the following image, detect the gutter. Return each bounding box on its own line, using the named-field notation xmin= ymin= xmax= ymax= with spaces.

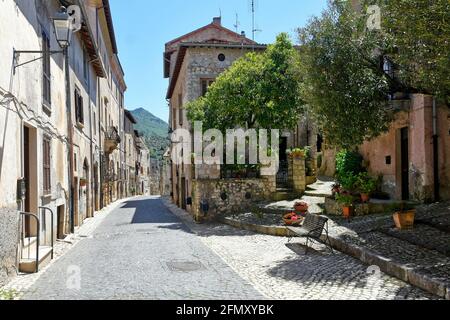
xmin=432 ymin=97 xmax=440 ymax=201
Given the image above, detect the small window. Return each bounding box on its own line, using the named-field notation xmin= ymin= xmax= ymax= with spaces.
xmin=74 ymin=88 xmax=84 ymax=125
xmin=201 ymin=79 xmax=215 ymax=97
xmin=386 ymin=156 xmax=392 ymax=165
xmin=42 ymin=31 xmax=51 ymax=107
xmin=178 ymin=93 xmax=183 ymax=126
xmin=218 ymin=53 xmax=226 ymax=62
xmin=83 ymin=48 xmax=89 ymax=83
xmin=43 ymin=136 xmax=51 ymax=195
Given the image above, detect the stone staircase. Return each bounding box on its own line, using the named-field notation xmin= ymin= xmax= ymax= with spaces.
xmin=19 ymin=237 xmax=53 ymax=273
xmin=261 ymin=177 xmax=334 ymax=214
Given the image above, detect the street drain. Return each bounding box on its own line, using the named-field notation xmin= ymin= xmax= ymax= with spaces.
xmin=166 ymin=261 xmax=204 ymax=272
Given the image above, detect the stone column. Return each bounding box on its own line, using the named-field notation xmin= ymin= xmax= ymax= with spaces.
xmin=292 ymin=157 xmax=306 ymax=194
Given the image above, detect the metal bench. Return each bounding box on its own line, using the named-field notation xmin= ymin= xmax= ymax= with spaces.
xmin=286 ymin=214 xmax=334 ymax=254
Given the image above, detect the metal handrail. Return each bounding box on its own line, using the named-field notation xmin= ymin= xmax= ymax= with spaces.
xmin=39 ymin=207 xmax=55 ymax=259
xmin=19 ymin=212 xmax=40 ymax=273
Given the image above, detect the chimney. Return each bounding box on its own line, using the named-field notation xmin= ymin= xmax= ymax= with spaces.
xmin=212 ymin=17 xmax=222 ymax=26
xmin=241 ymin=31 xmax=246 ymax=38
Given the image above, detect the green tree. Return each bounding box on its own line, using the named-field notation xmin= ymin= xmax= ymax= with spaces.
xmin=187 ymin=33 xmax=303 ymax=131
xmin=297 ymin=0 xmax=450 ymax=149
xmin=381 ymin=0 xmax=450 ymax=104
xmin=297 ymin=0 xmax=393 ymax=150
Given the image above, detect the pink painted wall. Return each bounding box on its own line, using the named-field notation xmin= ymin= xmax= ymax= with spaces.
xmin=359 ymin=94 xmax=450 ymax=201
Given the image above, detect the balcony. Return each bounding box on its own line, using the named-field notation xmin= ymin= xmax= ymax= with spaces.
xmin=105 ymin=126 xmax=121 ymax=154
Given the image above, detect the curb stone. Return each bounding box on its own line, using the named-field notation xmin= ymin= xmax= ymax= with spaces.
xmin=220 ymin=214 xmax=449 ymax=299
xmin=324 ymin=234 xmax=450 ymax=299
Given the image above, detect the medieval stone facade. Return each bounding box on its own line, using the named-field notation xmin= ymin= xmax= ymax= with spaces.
xmin=0 ymin=0 xmax=150 ymax=286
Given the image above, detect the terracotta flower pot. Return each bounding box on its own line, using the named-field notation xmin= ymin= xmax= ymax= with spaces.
xmin=393 ymin=210 xmax=416 ymax=230
xmin=360 ymin=193 xmax=370 ymax=203
xmin=294 ymin=202 xmax=309 ymax=213
xmin=342 ymin=206 xmax=353 ymax=219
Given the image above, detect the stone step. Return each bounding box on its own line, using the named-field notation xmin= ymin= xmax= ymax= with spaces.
xmin=19 ymin=246 xmax=53 ymax=273
xmin=257 ymin=196 xmax=326 ymax=215
xmin=381 ymin=223 xmax=450 ymax=257
xmin=326 ymin=229 xmax=450 ymax=299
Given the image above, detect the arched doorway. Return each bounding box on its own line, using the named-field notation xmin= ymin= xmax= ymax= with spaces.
xmin=81 ymin=158 xmax=90 ymax=220
xmin=93 ymin=162 xmax=99 ymax=211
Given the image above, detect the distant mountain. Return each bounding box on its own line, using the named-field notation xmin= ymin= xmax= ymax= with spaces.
xmin=130 ymin=108 xmax=169 ymax=159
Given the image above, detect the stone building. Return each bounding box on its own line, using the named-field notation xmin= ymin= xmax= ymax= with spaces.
xmin=124 ymin=110 xmax=137 ymax=195
xmin=351 ymin=95 xmax=449 ymax=202
xmin=135 ymin=132 xmax=150 ymax=196
xmin=164 ymin=17 xmax=296 ymax=221
xmin=0 ymin=0 xmax=129 ymax=285
xmin=159 ymin=148 xmax=172 ymax=197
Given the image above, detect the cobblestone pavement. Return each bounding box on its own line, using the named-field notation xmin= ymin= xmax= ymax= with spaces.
xmin=19 ymin=197 xmax=262 ymax=300
xmin=1 ymin=197 xmax=131 ymax=300
xmin=164 ymin=198 xmax=439 ymax=300
xmin=4 ymin=196 xmax=440 ymax=300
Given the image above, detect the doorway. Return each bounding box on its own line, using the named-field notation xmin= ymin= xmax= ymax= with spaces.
xmin=181 ymin=177 xmax=187 ymax=210
xmin=400 ymin=127 xmax=410 ymax=200
xmin=23 ymin=125 xmax=38 ymax=236
xmin=57 ymin=205 xmax=65 ymax=239
xmin=276 ymin=137 xmax=289 ymax=189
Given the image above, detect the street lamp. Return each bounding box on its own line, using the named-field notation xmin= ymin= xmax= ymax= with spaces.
xmin=13 ymin=6 xmax=73 ymax=73
xmin=53 ymin=6 xmax=72 ymax=49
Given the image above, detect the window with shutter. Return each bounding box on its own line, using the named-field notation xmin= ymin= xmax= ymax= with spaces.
xmin=201 ymin=79 xmax=215 ymax=97
xmin=42 ymin=31 xmax=51 ymax=107
xmin=43 ymin=136 xmax=51 ymax=195
xmin=75 ymin=88 xmax=84 ymax=125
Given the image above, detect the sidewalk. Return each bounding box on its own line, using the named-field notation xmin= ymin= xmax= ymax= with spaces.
xmin=323 ymin=202 xmax=450 ymax=299
xmin=0 ymin=197 xmax=135 ymax=300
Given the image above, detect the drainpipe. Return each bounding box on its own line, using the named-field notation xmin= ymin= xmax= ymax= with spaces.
xmin=64 ymin=46 xmax=75 ymax=234
xmin=432 ymin=97 xmax=439 ymax=202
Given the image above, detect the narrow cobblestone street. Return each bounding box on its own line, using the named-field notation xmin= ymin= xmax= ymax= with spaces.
xmin=20 ymin=197 xmax=262 ymax=300
xmin=10 ymin=197 xmax=438 ymax=300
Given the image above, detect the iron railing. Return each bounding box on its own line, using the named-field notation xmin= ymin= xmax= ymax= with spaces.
xmin=19 ymin=207 xmax=55 ymax=273
xmin=18 ymin=212 xmax=40 ymax=273
xmin=276 ymin=160 xmax=291 ymax=188
xmin=38 ymin=207 xmax=55 ymax=259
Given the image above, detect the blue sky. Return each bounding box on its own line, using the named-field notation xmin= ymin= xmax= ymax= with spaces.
xmin=109 ymin=0 xmax=328 ymax=123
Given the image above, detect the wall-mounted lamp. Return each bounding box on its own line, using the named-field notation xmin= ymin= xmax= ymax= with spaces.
xmin=13 ymin=6 xmax=74 ymax=74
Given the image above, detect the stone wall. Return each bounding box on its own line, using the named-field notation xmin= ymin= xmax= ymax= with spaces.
xmin=0 ymin=208 xmax=18 ymax=287
xmin=191 ymin=177 xmax=276 ymax=221
xmin=290 ymin=157 xmax=307 ymax=193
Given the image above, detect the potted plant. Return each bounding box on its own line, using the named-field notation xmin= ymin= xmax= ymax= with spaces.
xmin=331 ymin=182 xmax=341 ymax=197
xmin=294 ymin=201 xmax=309 ymax=213
xmin=283 ymin=212 xmax=302 ymax=226
xmin=339 ymin=173 xmax=358 ymax=195
xmin=393 ymin=202 xmax=416 ymax=230
xmin=356 ymin=173 xmax=377 ymax=203
xmin=287 ymin=148 xmax=305 ymax=159
xmin=336 ymin=194 xmax=354 ymax=219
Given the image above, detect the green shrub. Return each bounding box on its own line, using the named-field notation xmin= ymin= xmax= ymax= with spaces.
xmin=339 ymin=173 xmax=358 ymax=192
xmin=335 ymin=150 xmax=364 ymax=181
xmin=356 ymin=172 xmax=377 ymax=194
xmin=336 ymin=194 xmax=355 ymax=206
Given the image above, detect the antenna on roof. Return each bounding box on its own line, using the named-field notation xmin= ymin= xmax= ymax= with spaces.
xmin=234 ymin=13 xmax=240 ymax=33
xmin=249 ymin=0 xmax=261 ymax=41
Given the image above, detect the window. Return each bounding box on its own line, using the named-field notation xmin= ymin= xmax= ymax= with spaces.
xmin=178 ymin=94 xmax=183 ymax=126
xmin=83 ymin=48 xmax=89 ymax=83
xmin=42 ymin=31 xmax=51 ymax=107
xmin=172 ymin=107 xmax=177 ymax=128
xmin=93 ymin=112 xmax=96 ymax=136
xmin=218 ymin=53 xmax=226 ymax=62
xmin=201 ymin=79 xmax=214 ymax=96
xmin=43 ymin=136 xmax=51 ymax=195
xmin=74 ymin=88 xmax=84 ymax=125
